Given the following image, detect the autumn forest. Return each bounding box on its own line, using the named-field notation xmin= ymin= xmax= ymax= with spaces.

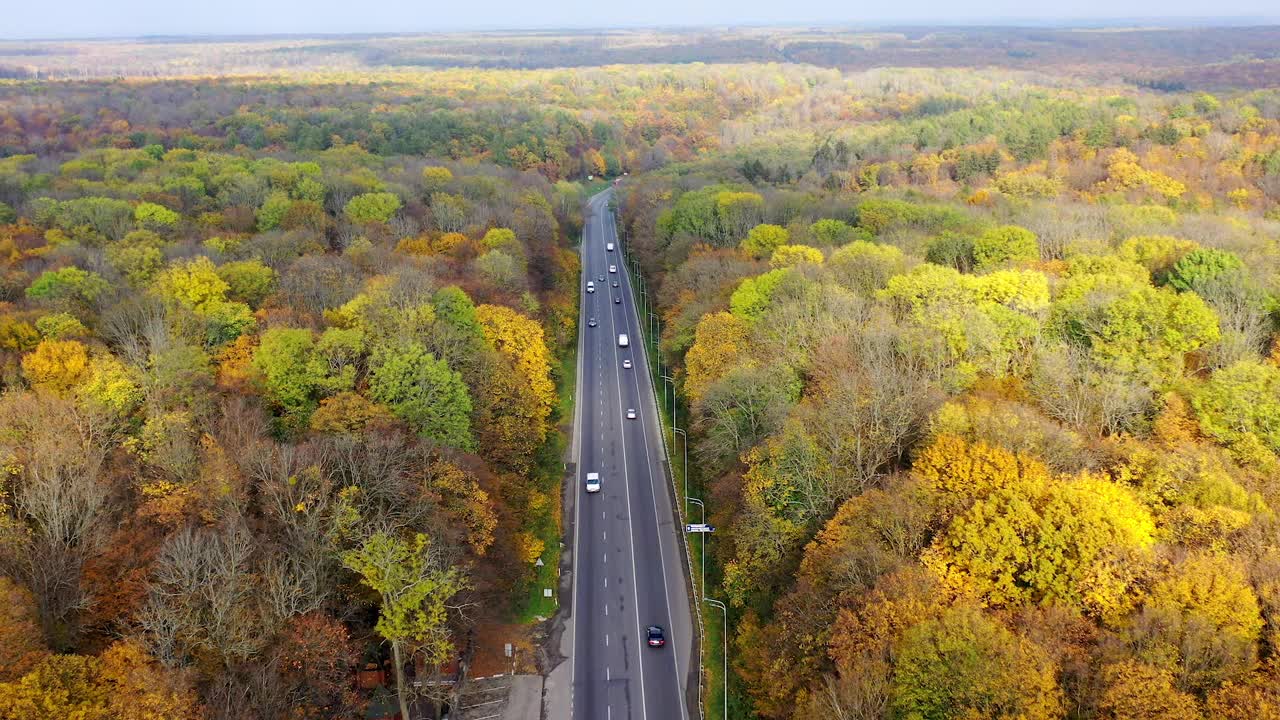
xmin=3 ymin=23 xmax=1280 ymax=720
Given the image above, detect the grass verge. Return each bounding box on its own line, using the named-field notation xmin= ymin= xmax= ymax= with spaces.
xmin=512 ymin=304 xmax=579 ymax=624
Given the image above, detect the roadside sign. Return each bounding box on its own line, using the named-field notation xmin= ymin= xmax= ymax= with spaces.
xmin=685 ymin=524 xmax=715 ymax=533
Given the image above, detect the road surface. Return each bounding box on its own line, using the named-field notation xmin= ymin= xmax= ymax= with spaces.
xmin=568 ymin=189 xmax=694 ymax=720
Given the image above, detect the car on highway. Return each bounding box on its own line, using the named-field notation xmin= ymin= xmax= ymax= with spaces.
xmin=587 ymin=318 xmax=597 ymax=327
xmin=627 ymin=408 xmax=636 ymax=419
xmin=586 ymin=281 xmax=595 ymax=294
xmin=611 ymin=280 xmax=619 ymax=287
xmin=618 ymin=334 xmax=629 ymax=347
xmin=598 ymin=274 xmax=605 ymax=282
xmin=623 ymin=359 xmax=632 ymax=369
xmin=606 ymin=242 xmax=615 ymax=251
xmin=609 ymin=264 xmax=617 ymax=273
xmin=614 ymin=296 xmax=621 ymax=304
xmin=646 ymin=626 xmax=666 ymax=648
xmin=585 ymin=472 xmax=601 ymax=493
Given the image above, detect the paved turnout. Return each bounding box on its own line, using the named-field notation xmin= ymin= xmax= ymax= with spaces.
xmin=570 ymin=189 xmax=693 ymax=720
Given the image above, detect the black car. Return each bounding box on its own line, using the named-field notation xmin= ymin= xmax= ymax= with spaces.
xmin=614 ymin=296 xmax=621 ymax=304
xmin=647 ymin=625 xmax=666 ymax=648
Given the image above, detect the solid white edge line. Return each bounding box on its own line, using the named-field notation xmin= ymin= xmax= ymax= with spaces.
xmin=568 ymin=192 xmax=592 ymax=720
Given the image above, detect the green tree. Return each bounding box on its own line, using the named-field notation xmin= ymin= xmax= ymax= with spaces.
xmin=973 ymin=225 xmax=1039 ymax=270
xmin=809 ymin=218 xmax=865 ymax=245
xmin=1049 ymin=271 xmax=1219 ymax=384
xmin=880 ymin=264 xmax=1049 ymax=378
xmin=216 ymin=259 xmax=277 ymax=308
xmin=828 ymin=240 xmax=908 ymax=294
xmin=433 ymin=286 xmax=483 ymax=341
xmin=369 ymin=343 xmax=473 ymax=449
xmin=729 ymin=268 xmax=791 ymax=324
xmin=341 ymin=532 xmax=465 ymax=720
xmin=891 ymin=606 xmax=1064 ymax=720
xmin=25 ymin=267 xmax=111 ymax=310
xmin=48 ymin=196 xmax=134 ymax=242
xmin=925 ymin=233 xmax=977 ymax=273
xmin=716 ymin=191 xmax=765 ymax=242
xmin=105 ymin=231 xmax=166 ymax=287
xmin=344 ymin=192 xmax=402 ymax=224
xmin=1192 ymin=360 xmax=1280 ymax=459
xmin=256 ymin=190 xmax=293 ymax=231
xmin=741 ymin=224 xmax=790 ymax=259
xmin=1165 ymin=247 xmax=1245 ymax=293
xmin=253 ymin=328 xmax=326 ymax=423
xmin=34 ymin=313 xmax=87 ymax=340
xmin=151 ymin=256 xmax=255 ymax=345
xmin=133 ymin=202 xmax=180 ymax=230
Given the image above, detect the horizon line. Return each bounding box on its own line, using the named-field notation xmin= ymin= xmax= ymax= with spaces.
xmin=3 ymin=15 xmax=1280 ymax=43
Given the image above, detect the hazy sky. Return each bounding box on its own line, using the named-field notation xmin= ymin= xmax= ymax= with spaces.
xmin=5 ymin=0 xmax=1279 ymax=39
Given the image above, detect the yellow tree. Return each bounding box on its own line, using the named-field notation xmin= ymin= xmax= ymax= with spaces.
xmin=21 ymin=339 xmax=89 ymax=395
xmin=919 ymin=437 xmax=1155 ymax=614
xmin=1097 ymin=660 xmax=1201 ymax=720
xmin=684 ymin=311 xmax=751 ymax=402
xmin=475 ymin=304 xmax=555 ymax=418
xmin=97 ymin=640 xmax=202 ymax=720
xmin=474 ymin=304 xmax=556 ymax=470
xmin=769 ymin=244 xmax=824 ymax=269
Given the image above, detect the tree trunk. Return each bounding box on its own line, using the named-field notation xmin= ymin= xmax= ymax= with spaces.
xmin=392 ymin=640 xmax=412 ymax=720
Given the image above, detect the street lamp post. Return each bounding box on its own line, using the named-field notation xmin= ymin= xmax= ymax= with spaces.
xmin=660 ymin=375 xmax=676 ymax=430
xmin=704 ymin=598 xmax=728 ymax=720
xmin=673 ymin=427 xmax=688 ymax=500
xmin=661 ymin=375 xmax=674 ymax=425
xmin=687 ymin=497 xmax=706 ymax=592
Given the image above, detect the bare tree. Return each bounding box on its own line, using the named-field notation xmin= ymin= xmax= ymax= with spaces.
xmin=804 ymin=317 xmax=946 ymax=492
xmin=138 ymin=523 xmax=268 ymax=668
xmin=1192 ymin=274 xmax=1270 ymax=368
xmin=0 ymin=392 xmax=115 ymax=650
xmin=694 ymin=364 xmax=797 ymax=469
xmin=803 ymin=663 xmax=893 ymax=720
xmin=251 ymin=442 xmax=344 ymax=614
xmin=1029 ymin=344 xmax=1151 ymax=437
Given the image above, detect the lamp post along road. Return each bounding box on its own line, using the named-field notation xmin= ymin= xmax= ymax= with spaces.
xmin=704 ymin=598 xmax=728 ymax=720
xmin=686 ymin=498 xmax=707 ymax=593
xmin=673 ymin=427 xmax=688 ymax=501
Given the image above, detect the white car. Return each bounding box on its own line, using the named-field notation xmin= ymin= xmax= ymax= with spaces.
xmin=626 ymin=408 xmax=637 ymax=419
xmin=586 ymin=281 xmax=595 ymax=294
xmin=587 ymin=318 xmax=597 ymax=327
xmin=606 ymin=242 xmax=615 ymax=251
xmin=585 ymin=472 xmax=601 ymax=493
xmin=623 ymin=359 xmax=632 ymax=369
xmin=609 ymin=265 xmax=617 ymax=274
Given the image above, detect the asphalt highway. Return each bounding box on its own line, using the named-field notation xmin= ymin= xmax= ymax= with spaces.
xmin=569 ymin=189 xmax=693 ymax=720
